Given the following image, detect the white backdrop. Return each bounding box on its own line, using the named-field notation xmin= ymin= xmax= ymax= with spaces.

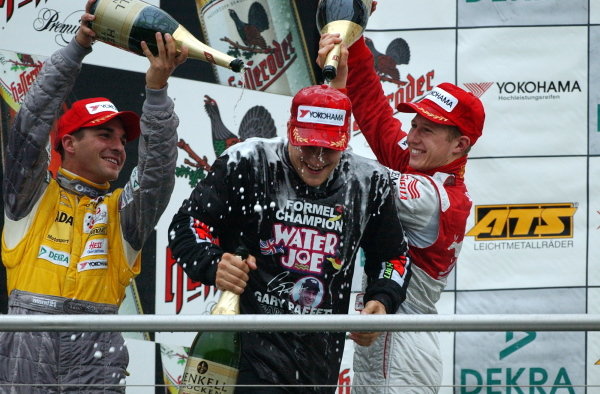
xmin=1 ymin=0 xmax=598 ymax=392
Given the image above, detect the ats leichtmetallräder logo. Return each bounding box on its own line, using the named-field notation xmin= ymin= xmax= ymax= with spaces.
xmin=466 ymin=203 xmax=577 ymax=241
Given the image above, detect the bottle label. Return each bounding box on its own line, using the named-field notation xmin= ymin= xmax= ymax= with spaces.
xmin=91 ymin=0 xmax=145 ymax=51
xmin=196 ymin=0 xmax=314 ymax=96
xmin=179 ymin=357 xmax=238 ymax=394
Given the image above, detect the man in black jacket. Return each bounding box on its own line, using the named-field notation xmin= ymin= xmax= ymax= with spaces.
xmin=168 ymin=84 xmax=411 ymax=393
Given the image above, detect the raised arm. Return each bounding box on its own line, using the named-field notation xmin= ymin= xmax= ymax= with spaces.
xmin=118 ymin=32 xmax=188 ymax=256
xmin=3 ymin=1 xmax=96 ymax=220
xmin=317 ymin=34 xmax=409 ymax=172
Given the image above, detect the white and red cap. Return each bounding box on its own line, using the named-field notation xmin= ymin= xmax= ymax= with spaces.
xmin=55 ymin=97 xmax=140 ymax=149
xmin=396 ymin=83 xmax=485 ymax=145
xmin=288 ymin=85 xmax=351 ymax=151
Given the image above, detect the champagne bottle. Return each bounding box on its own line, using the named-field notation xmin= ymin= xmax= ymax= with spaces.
xmin=316 ymin=0 xmax=372 ymax=81
xmin=89 ymin=0 xmax=244 ymax=72
xmin=179 ymin=247 xmax=249 ymax=394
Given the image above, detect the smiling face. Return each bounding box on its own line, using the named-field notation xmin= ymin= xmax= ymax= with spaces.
xmin=287 ymin=143 xmax=342 ymax=187
xmin=299 ymin=288 xmax=318 ymax=307
xmin=407 ymin=114 xmax=469 ymax=171
xmin=61 ymin=118 xmax=127 ymax=184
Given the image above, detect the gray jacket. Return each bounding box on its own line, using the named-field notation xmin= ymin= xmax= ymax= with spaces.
xmin=0 ymin=38 xmax=178 ymax=392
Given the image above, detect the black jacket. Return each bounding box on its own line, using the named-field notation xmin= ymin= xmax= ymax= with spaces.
xmin=168 ymin=137 xmax=411 ymax=392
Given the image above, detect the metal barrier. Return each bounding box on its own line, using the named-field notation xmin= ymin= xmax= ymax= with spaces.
xmin=1 ymin=313 xmax=600 ymax=332
xmin=1 ymin=314 xmax=598 ymax=392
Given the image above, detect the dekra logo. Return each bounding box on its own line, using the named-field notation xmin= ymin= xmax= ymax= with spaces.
xmin=460 ymin=331 xmax=575 ymax=392
xmin=38 ymin=246 xmax=69 ymax=266
xmin=466 ymin=203 xmax=576 ymax=240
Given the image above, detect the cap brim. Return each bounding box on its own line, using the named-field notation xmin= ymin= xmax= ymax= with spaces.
xmin=81 ymin=110 xmax=141 ymax=142
xmin=289 ymin=126 xmax=348 ymax=151
xmin=396 ymin=102 xmax=455 ymax=127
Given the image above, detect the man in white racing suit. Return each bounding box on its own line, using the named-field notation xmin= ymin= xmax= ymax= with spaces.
xmin=318 ymin=32 xmax=486 ymax=393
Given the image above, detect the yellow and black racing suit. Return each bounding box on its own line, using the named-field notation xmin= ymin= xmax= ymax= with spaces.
xmin=0 ymin=37 xmax=178 ymax=393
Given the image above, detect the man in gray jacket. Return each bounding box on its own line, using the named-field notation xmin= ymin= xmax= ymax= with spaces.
xmin=0 ymin=0 xmax=187 ymax=392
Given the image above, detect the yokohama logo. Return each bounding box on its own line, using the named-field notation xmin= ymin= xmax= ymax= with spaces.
xmin=78 ymin=259 xmax=108 ymax=272
xmin=86 ymin=101 xmax=117 ymax=115
xmin=297 ymin=105 xmax=345 ymax=126
xmin=427 ymin=88 xmax=458 ymax=112
xmin=463 ymin=82 xmax=494 ymax=98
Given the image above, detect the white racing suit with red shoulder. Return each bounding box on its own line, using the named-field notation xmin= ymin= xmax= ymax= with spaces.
xmin=0 ymin=38 xmax=178 ymax=393
xmin=347 ymin=37 xmax=473 ymax=393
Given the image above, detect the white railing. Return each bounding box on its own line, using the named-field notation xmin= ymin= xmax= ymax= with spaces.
xmin=1 ymin=313 xmax=599 ymax=331
xmin=2 ymin=314 xmax=598 ymax=392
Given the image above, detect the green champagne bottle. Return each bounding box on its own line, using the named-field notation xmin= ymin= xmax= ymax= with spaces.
xmin=89 ymin=0 xmax=244 ymax=72
xmin=179 ymin=247 xmax=248 ymax=394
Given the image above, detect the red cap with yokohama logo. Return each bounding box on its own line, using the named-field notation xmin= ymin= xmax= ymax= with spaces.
xmin=55 ymin=97 xmax=141 ymax=149
xmin=396 ymin=83 xmax=485 ymax=146
xmin=288 ymin=85 xmax=351 ymax=151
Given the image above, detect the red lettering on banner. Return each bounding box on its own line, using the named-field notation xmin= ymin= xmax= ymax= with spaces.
xmin=352 ymin=70 xmax=435 ymax=133
xmin=230 ymin=32 xmax=297 ymax=91
xmin=338 ymin=368 xmax=351 ymax=394
xmin=5 ymin=60 xmax=43 ymax=104
xmin=165 ymin=247 xmax=183 ymax=313
xmin=164 ymin=247 xmax=207 ymax=314
xmin=390 ymin=71 xmax=435 ymax=109
xmin=1 ymin=0 xmax=46 ymax=23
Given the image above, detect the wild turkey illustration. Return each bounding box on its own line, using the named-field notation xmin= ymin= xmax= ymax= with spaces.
xmin=364 ymin=36 xmax=410 ymax=82
xmin=204 ymin=95 xmax=277 ymax=157
xmin=228 ymin=2 xmax=270 ymax=50
xmin=17 ymin=53 xmax=35 ymax=66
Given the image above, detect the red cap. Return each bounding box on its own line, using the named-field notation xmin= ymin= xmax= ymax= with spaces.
xmin=396 ymin=83 xmax=485 ymax=145
xmin=55 ymin=97 xmax=141 ymax=149
xmin=288 ymin=85 xmax=351 ymax=151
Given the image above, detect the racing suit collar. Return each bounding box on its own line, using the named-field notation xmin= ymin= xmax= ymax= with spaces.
xmin=407 ymin=155 xmax=467 ymax=185
xmin=56 ymin=167 xmax=110 ymax=198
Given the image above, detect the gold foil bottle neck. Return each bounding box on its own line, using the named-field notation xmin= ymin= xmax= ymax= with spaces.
xmin=196 ymin=0 xmax=213 ymax=9
xmin=211 ymin=290 xmax=240 ymax=315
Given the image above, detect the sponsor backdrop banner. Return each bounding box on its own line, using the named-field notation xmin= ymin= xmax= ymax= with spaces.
xmin=0 ymin=0 xmax=598 ymax=392
xmin=591 ymin=26 xmax=600 ymax=155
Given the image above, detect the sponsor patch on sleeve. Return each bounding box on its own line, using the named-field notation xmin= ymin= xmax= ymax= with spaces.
xmin=78 ymin=259 xmax=109 ymax=272
xmin=398 ymin=136 xmax=408 ymax=150
xmin=83 ymin=204 xmax=109 ymax=233
xmin=380 ymin=256 xmax=410 ymax=287
xmin=85 ymin=101 xmax=118 ymax=115
xmin=81 ymin=238 xmax=108 ymax=258
xmin=38 ymin=245 xmax=70 ymax=267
